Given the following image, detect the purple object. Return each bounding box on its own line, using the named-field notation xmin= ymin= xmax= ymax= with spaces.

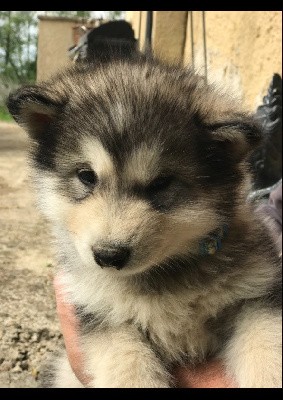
xmin=256 ymin=182 xmax=282 ymax=256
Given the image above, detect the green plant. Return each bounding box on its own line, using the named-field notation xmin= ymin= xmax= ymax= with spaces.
xmin=0 ymin=104 xmax=13 ymax=121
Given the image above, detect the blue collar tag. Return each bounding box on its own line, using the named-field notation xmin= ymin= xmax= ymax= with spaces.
xmin=199 ymin=224 xmax=229 ymax=256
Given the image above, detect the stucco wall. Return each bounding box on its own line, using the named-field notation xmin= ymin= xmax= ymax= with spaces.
xmin=37 ymin=17 xmax=76 ymax=82
xmin=126 ymin=11 xmax=282 ymax=111
xmin=126 ymin=11 xmax=187 ymax=60
xmin=38 ymin=12 xmax=282 ymax=111
xmin=126 ymin=11 xmax=147 ymax=50
xmin=184 ymin=11 xmax=282 ymax=111
xmin=152 ymin=11 xmax=187 ymax=63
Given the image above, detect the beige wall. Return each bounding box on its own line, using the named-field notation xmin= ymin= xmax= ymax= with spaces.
xmin=126 ymin=11 xmax=187 ymax=59
xmin=126 ymin=11 xmax=282 ymax=111
xmin=126 ymin=11 xmax=147 ymax=50
xmin=37 ymin=17 xmax=76 ymax=81
xmin=37 ymin=12 xmax=282 ymax=110
xmin=37 ymin=16 xmax=101 ymax=82
xmin=152 ymin=11 xmax=187 ymax=63
xmin=184 ymin=11 xmax=282 ymax=110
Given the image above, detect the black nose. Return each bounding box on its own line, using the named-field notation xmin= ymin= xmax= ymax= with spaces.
xmin=93 ymin=247 xmax=131 ymax=270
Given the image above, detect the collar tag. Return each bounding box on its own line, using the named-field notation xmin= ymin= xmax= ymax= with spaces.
xmin=199 ymin=224 xmax=228 ymax=256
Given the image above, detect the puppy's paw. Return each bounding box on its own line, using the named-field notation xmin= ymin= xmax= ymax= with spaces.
xmin=90 ymin=366 xmax=172 ymax=388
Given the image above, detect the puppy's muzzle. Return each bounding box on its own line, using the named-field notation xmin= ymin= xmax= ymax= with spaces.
xmin=93 ymin=246 xmax=131 ymax=270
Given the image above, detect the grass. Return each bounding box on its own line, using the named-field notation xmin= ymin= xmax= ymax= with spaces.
xmin=0 ymin=105 xmax=13 ymax=122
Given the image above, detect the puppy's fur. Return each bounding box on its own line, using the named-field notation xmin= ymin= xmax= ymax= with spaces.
xmin=7 ymin=55 xmax=282 ymax=388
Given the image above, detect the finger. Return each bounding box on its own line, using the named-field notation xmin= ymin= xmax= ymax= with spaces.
xmin=53 ymin=274 xmax=93 ymax=386
xmin=174 ymin=360 xmax=236 ymax=388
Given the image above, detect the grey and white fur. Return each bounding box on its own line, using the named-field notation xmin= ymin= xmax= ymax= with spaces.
xmin=7 ymin=54 xmax=282 ymax=388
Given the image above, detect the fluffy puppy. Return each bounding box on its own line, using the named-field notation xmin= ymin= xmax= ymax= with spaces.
xmin=7 ymin=55 xmax=282 ymax=388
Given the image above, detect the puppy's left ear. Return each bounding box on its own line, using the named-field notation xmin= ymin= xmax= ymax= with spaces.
xmin=202 ymin=114 xmax=263 ymax=161
xmin=6 ymin=85 xmax=65 ymax=139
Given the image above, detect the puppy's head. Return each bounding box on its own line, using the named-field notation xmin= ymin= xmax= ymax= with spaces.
xmin=7 ymin=58 xmax=261 ymax=276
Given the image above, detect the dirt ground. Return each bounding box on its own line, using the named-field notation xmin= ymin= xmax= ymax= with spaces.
xmin=0 ymin=122 xmax=62 ymax=388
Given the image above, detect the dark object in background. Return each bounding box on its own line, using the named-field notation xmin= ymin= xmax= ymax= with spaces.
xmin=69 ymin=20 xmax=138 ymax=62
xmin=250 ymin=73 xmax=282 ymax=190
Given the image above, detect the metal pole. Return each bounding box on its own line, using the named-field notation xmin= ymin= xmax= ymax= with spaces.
xmin=202 ymin=11 xmax=208 ymax=84
xmin=138 ymin=11 xmax=142 ymax=50
xmin=190 ymin=11 xmax=194 ymax=71
xmin=144 ymin=11 xmax=153 ymax=54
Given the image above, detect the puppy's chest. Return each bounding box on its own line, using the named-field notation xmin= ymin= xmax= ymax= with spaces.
xmin=99 ymin=288 xmax=220 ymax=362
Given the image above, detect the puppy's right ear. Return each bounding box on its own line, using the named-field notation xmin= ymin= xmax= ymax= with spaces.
xmin=6 ymin=85 xmax=65 ymax=139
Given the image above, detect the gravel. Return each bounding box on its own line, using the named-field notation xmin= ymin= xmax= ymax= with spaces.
xmin=0 ymin=122 xmax=62 ymax=388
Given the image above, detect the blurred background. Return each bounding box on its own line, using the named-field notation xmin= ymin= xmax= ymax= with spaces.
xmin=0 ymin=11 xmax=281 ymax=118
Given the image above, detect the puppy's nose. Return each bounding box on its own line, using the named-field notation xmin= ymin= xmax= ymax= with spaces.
xmin=93 ymin=247 xmax=131 ymax=270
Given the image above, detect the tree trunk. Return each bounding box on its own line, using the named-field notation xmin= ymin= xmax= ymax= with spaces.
xmin=5 ymin=11 xmax=11 ymax=67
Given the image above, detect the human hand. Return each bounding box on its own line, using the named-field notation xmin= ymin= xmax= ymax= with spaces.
xmin=54 ymin=275 xmax=236 ymax=388
xmin=54 ymin=275 xmax=92 ymax=386
xmin=174 ymin=361 xmax=235 ymax=388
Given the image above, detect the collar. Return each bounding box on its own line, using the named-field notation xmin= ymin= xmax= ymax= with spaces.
xmin=199 ymin=224 xmax=229 ymax=256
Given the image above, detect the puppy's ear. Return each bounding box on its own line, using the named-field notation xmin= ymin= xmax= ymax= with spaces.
xmin=6 ymin=85 xmax=65 ymax=139
xmin=200 ymin=114 xmax=263 ymax=161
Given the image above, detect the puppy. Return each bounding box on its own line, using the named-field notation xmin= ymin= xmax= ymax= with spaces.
xmin=7 ymin=55 xmax=282 ymax=388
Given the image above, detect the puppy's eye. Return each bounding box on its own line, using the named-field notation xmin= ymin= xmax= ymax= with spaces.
xmin=77 ymin=169 xmax=97 ymax=187
xmin=147 ymin=176 xmax=173 ymax=193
